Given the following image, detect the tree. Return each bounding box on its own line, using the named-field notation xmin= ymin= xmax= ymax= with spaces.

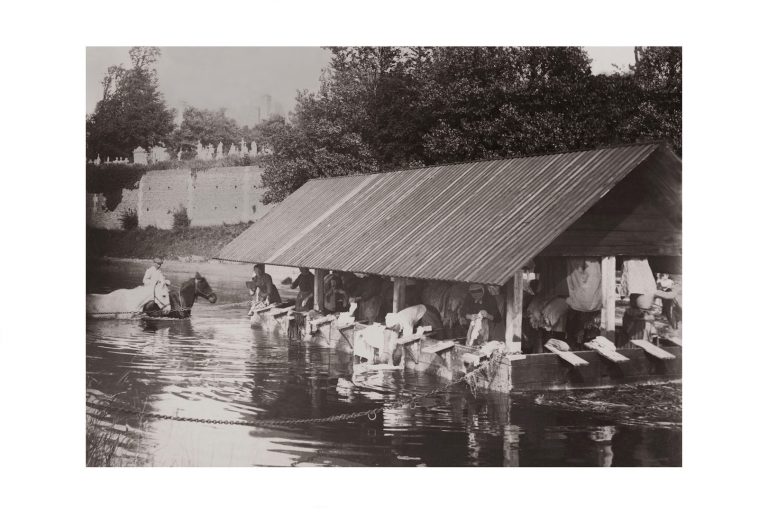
xmin=171 ymin=106 xmax=243 ymax=151
xmin=259 ymin=46 xmax=682 ymax=202
xmin=86 ymin=47 xmax=176 ymax=160
xmin=624 ymin=46 xmax=682 ymax=154
xmin=258 ymin=98 xmax=377 ymax=204
xmin=416 ymin=46 xmax=595 ymax=161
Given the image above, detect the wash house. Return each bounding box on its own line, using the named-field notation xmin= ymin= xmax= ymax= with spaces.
xmin=218 ymin=143 xmax=682 ymax=389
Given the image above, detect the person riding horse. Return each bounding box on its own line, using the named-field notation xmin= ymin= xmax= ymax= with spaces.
xmin=143 ymin=272 xmax=217 ymax=318
xmin=144 ymin=257 xmax=170 ymax=288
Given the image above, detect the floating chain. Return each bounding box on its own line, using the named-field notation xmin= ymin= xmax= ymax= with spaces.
xmin=87 ymin=351 xmax=504 ymax=427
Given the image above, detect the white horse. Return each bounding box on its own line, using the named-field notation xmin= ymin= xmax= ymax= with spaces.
xmin=87 ymin=281 xmax=171 ymax=318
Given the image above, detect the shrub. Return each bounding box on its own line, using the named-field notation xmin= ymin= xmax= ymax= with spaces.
xmin=86 ymin=163 xmax=147 ymax=210
xmin=172 ymin=206 xmax=191 ymax=229
xmin=120 ymin=209 xmax=139 ymax=230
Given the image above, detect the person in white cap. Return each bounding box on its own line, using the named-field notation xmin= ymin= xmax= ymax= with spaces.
xmin=143 ymin=257 xmax=170 ymax=288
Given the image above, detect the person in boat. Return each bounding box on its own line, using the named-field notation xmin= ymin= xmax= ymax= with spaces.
xmin=291 ymin=267 xmax=314 ymax=311
xmin=385 ymin=304 xmax=445 ymax=338
xmin=323 ymin=273 xmax=349 ymax=313
xmin=248 ymin=264 xmax=281 ymax=305
xmin=143 ymin=257 xmax=170 ymax=288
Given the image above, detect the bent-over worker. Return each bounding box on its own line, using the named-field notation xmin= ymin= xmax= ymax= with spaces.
xmin=324 ymin=274 xmax=349 ymax=313
xmin=385 ymin=304 xmax=444 ymax=338
xmin=462 ymin=284 xmax=499 ymax=320
xmin=248 ymin=265 xmax=282 ymax=304
xmin=291 ymin=267 xmax=315 ymax=311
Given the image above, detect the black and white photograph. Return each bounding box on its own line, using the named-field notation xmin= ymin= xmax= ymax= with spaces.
xmin=84 ymin=46 xmax=682 ymax=467
xmin=5 ymin=3 xmax=768 ymax=508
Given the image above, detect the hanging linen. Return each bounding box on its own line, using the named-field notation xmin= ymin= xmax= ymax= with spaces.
xmin=619 ymin=258 xmax=657 ymax=297
xmin=566 ymin=258 xmax=603 ymax=312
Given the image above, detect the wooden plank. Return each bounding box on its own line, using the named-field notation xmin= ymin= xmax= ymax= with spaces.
xmin=600 ymin=256 xmax=616 ymax=341
xmin=395 ymin=326 xmax=432 ymax=345
xmin=500 ymin=346 xmax=682 ymax=391
xmin=629 ymin=339 xmax=676 ymax=360
xmin=505 ymin=270 xmax=524 ymax=352
xmin=665 ymin=336 xmax=683 ymax=347
xmin=584 ymin=340 xmax=629 ymax=363
xmin=422 ymin=341 xmax=455 ymax=354
xmin=268 ymin=305 xmax=295 ymax=317
xmin=309 ymin=314 xmax=335 ymax=331
xmin=393 ymin=277 xmax=407 ymax=313
xmin=314 ymin=268 xmax=326 ymax=313
xmin=544 ymin=341 xmax=590 ymax=367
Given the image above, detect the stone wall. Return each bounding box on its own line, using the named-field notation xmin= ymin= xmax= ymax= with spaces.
xmin=138 ymin=168 xmax=190 ymax=229
xmin=86 ymin=188 xmax=139 ymax=230
xmin=189 ymin=166 xmax=272 ymax=226
xmin=137 ymin=166 xmax=270 ymax=229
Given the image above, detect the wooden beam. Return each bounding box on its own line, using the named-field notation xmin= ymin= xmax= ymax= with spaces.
xmin=544 ymin=340 xmax=590 ymax=367
xmin=505 ymin=270 xmax=524 ymax=353
xmin=314 ymin=268 xmax=326 ymax=313
xmin=630 ymin=339 xmax=676 ymax=360
xmin=422 ymin=341 xmax=455 ymax=354
xmin=393 ymin=277 xmax=407 ymax=313
xmin=600 ymin=256 xmax=617 ymax=341
xmin=584 ymin=338 xmax=629 ymax=363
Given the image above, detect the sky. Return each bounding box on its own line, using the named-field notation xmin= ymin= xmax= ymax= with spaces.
xmin=86 ymin=47 xmax=635 ymax=127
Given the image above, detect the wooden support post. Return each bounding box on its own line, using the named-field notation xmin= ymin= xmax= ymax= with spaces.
xmin=314 ymin=268 xmax=327 ymax=313
xmin=600 ymin=256 xmax=616 ymax=341
xmin=505 ymin=270 xmax=524 ymax=353
xmin=393 ymin=277 xmax=407 ymax=313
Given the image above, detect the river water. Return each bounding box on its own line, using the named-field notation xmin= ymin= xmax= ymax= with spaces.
xmin=86 ymin=259 xmax=682 ymax=467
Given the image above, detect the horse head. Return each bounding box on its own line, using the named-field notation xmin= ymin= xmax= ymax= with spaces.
xmin=194 ymin=272 xmax=217 ymax=303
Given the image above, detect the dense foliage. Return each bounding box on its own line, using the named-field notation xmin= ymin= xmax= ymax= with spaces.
xmin=86 ymin=163 xmax=147 ymax=209
xmin=169 ymin=107 xmax=244 ymax=152
xmin=172 ymin=207 xmax=191 ymax=230
xmin=87 ymin=46 xmax=682 ymax=205
xmin=259 ymin=46 xmax=682 ymax=203
xmin=86 ymin=47 xmax=176 ymax=160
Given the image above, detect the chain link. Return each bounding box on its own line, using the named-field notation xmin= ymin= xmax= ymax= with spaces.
xmin=87 ymin=300 xmax=252 ymax=317
xmin=87 ymin=351 xmax=504 ymax=427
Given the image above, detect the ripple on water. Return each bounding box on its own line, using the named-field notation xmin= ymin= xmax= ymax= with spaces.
xmin=87 ymin=260 xmax=682 ymax=467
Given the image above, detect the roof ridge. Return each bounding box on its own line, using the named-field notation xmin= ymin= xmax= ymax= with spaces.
xmin=304 ymin=141 xmax=667 ymax=183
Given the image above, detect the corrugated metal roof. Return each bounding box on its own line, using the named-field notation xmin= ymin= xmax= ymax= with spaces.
xmin=218 ymin=143 xmax=680 ymax=285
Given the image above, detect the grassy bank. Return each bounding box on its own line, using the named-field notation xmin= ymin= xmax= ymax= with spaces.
xmin=87 ymin=223 xmax=252 ymax=261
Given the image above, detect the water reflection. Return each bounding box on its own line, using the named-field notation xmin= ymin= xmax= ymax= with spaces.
xmin=87 ymin=259 xmax=681 ymax=467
